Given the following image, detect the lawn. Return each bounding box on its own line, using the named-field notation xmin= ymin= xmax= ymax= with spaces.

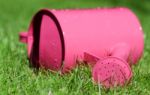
xmin=0 ymin=0 xmax=150 ymax=95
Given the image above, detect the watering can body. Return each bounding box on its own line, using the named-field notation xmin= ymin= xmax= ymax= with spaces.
xmin=19 ymin=8 xmax=144 ymax=87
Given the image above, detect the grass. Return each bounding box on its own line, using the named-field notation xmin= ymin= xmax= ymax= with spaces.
xmin=0 ymin=0 xmax=150 ymax=95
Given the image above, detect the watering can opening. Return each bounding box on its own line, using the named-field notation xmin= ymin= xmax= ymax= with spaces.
xmin=20 ymin=9 xmax=65 ymax=71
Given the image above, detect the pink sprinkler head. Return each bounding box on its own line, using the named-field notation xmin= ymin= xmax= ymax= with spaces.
xmin=92 ymin=57 xmax=132 ymax=88
xmin=19 ymin=8 xmax=144 ymax=88
xmin=92 ymin=43 xmax=133 ymax=88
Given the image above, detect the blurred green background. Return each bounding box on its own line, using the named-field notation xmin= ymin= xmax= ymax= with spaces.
xmin=0 ymin=0 xmax=150 ymax=95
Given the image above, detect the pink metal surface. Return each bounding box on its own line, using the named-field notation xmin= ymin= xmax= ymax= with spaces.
xmin=19 ymin=8 xmax=144 ymax=87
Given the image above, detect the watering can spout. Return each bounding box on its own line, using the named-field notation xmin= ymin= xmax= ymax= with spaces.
xmin=19 ymin=32 xmax=28 ymax=44
xmin=110 ymin=43 xmax=131 ymax=62
xmin=92 ymin=43 xmax=132 ymax=88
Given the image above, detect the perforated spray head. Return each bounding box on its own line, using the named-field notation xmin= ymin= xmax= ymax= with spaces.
xmin=91 ymin=43 xmax=133 ymax=88
xmin=92 ymin=57 xmax=132 ymax=88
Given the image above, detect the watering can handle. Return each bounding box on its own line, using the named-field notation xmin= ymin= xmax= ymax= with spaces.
xmin=19 ymin=32 xmax=28 ymax=44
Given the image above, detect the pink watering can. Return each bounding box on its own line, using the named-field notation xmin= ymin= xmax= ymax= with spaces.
xmin=19 ymin=8 xmax=144 ymax=88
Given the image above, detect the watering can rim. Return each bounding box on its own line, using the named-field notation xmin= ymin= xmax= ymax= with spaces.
xmin=20 ymin=9 xmax=66 ymax=69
